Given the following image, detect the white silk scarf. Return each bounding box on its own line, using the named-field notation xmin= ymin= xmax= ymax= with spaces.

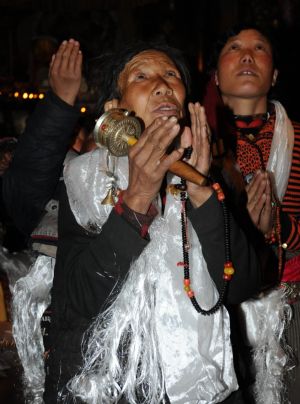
xmin=64 ymin=148 xmax=238 ymax=403
xmin=267 ymin=101 xmax=294 ymax=202
xmin=0 ymin=249 xmax=55 ymax=403
xmin=239 ymin=101 xmax=294 ymax=404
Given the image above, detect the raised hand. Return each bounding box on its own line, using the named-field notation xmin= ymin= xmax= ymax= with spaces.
xmin=182 ymin=102 xmax=213 ymax=207
xmin=123 ymin=116 xmax=184 ymax=214
xmin=246 ymin=170 xmax=273 ymax=234
xmin=49 ymin=39 xmax=82 ymax=106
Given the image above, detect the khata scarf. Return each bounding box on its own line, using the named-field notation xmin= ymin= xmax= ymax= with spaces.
xmin=64 ymin=149 xmax=238 ymax=404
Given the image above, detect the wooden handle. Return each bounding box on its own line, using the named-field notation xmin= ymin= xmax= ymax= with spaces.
xmin=126 ymin=135 xmax=206 ymax=186
xmin=169 ymin=160 xmax=206 ymax=186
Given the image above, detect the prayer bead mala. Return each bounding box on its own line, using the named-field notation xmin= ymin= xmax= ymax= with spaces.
xmin=176 ymin=177 xmax=234 ymax=315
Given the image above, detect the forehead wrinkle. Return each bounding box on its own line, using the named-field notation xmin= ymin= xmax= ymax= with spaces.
xmin=226 ymin=31 xmax=271 ymax=47
xmin=118 ymin=50 xmax=177 ymax=93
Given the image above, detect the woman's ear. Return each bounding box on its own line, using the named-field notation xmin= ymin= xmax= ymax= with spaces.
xmin=214 ymin=70 xmax=219 ymax=86
xmin=104 ymin=98 xmax=120 ymax=112
xmin=272 ymin=69 xmax=278 ymax=87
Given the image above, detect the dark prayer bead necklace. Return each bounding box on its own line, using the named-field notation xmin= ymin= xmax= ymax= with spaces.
xmin=176 ymin=176 xmax=234 ymax=315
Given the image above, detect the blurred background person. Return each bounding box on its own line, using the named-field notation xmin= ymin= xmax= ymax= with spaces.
xmin=1 ymin=38 xmax=84 ymax=403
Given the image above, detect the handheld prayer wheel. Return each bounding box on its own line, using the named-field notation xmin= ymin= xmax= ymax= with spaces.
xmin=94 ymin=108 xmax=141 ymax=157
xmin=93 ymin=108 xmax=207 ymax=186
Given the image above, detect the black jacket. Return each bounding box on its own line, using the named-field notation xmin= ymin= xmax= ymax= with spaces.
xmin=44 ymin=181 xmax=261 ymax=403
xmin=2 ymin=91 xmax=79 ymax=237
xmin=2 ymin=92 xmax=261 ymax=403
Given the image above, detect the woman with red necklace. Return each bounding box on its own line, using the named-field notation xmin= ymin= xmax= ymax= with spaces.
xmin=205 ymin=24 xmax=300 ymax=404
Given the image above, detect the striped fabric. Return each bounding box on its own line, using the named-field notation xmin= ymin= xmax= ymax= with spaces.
xmin=282 ymin=120 xmax=300 ymax=251
xmin=235 ymin=111 xmax=300 ymax=258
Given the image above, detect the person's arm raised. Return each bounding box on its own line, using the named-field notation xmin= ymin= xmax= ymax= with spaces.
xmin=49 ymin=38 xmax=82 ymax=106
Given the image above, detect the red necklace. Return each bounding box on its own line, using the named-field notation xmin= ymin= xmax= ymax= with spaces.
xmin=234 ymin=112 xmax=270 ymax=134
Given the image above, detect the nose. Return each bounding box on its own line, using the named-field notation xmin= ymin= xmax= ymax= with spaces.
xmin=152 ymin=78 xmax=173 ymax=96
xmin=241 ymin=50 xmax=254 ymax=64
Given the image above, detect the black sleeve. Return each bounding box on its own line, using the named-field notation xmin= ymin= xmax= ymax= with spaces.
xmin=2 ymin=91 xmax=80 ymax=236
xmin=53 ymin=183 xmax=149 ymax=319
xmin=187 ymin=192 xmax=261 ymax=304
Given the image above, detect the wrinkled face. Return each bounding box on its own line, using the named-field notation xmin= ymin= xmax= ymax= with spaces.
xmin=215 ymin=29 xmax=278 ymax=102
xmin=117 ymin=50 xmax=186 ymax=128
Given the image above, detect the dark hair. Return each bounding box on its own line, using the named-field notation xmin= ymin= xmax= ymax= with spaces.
xmin=208 ymin=23 xmax=279 ymax=72
xmin=86 ymin=40 xmax=191 ymax=116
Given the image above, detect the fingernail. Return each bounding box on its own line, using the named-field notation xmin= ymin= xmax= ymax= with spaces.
xmin=169 ymin=116 xmax=177 ymax=122
xmin=62 ymin=40 xmax=67 ymax=45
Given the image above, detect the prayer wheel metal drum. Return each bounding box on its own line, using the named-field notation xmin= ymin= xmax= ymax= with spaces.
xmin=93 ymin=108 xmax=142 ymax=156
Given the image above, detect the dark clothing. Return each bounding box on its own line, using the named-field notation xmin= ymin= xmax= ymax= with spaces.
xmin=2 ymin=91 xmax=260 ymax=403
xmin=226 ymin=108 xmax=300 ymax=404
xmin=0 ymin=177 xmax=27 ymax=252
xmin=44 ymin=182 xmax=261 ymax=402
xmin=2 ymin=91 xmax=79 ymax=237
xmin=1 ymin=92 xmax=80 ymax=402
